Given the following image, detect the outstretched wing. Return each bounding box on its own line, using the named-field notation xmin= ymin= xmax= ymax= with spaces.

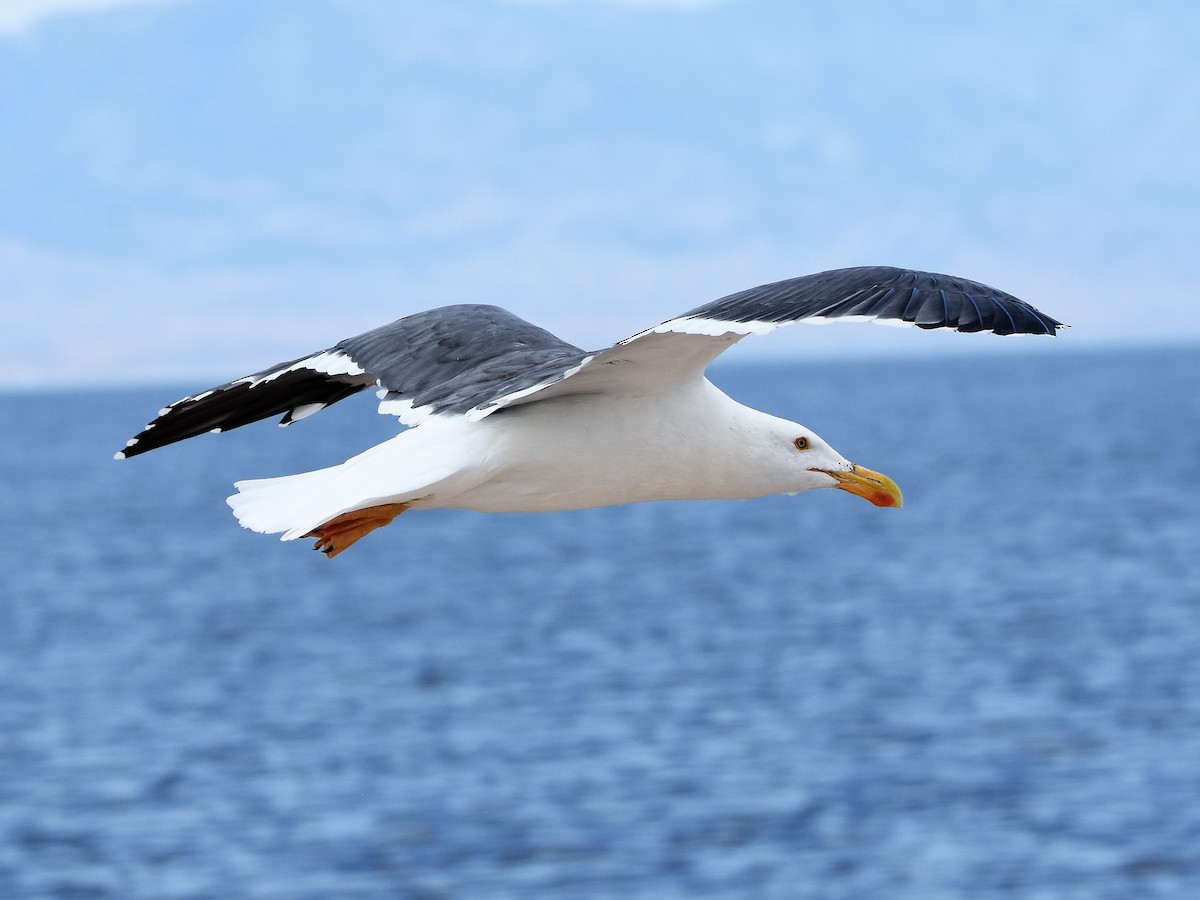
xmin=117 ymin=267 xmax=1063 ymax=455
xmin=472 ymin=266 xmax=1064 ymax=419
xmin=117 ymin=304 xmax=587 ymax=458
xmin=666 ymin=265 xmax=1061 ymax=336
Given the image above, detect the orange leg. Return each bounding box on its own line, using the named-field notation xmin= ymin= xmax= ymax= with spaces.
xmin=303 ymin=502 xmax=411 ymax=558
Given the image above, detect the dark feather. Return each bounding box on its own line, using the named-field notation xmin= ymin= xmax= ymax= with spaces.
xmin=678 ymin=266 xmax=1062 ymax=335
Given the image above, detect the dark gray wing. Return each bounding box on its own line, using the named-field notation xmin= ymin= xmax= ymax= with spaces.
xmin=472 ymin=266 xmax=1064 ymax=419
xmin=357 ymin=305 xmax=588 ymax=423
xmin=676 ymin=265 xmax=1063 ymax=335
xmin=116 ymin=304 xmax=586 ymax=458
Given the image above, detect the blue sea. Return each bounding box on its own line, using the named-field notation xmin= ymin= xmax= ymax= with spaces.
xmin=2 ymin=347 xmax=1199 ymax=899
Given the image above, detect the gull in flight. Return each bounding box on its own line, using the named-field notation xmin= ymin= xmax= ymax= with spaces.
xmin=117 ymin=266 xmax=1063 ymax=557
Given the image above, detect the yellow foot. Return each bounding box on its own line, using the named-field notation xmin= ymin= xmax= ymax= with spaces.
xmin=303 ymin=502 xmax=410 ymax=558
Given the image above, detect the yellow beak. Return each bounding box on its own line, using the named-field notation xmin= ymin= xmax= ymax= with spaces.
xmin=818 ymin=464 xmax=904 ymax=508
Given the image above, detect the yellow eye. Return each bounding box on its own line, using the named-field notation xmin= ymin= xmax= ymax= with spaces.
xmin=794 ymin=436 xmax=810 ymax=451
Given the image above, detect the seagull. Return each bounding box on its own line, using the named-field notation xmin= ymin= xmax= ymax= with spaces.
xmin=117 ymin=266 xmax=1063 ymax=557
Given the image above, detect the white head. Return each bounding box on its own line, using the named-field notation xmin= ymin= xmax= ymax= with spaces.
xmin=748 ymin=412 xmax=904 ymax=508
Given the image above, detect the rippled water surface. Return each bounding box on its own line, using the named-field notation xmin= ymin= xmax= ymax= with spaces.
xmin=3 ymin=348 xmax=1199 ymax=898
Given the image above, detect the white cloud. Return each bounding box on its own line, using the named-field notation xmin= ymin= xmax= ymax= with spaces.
xmin=0 ymin=0 xmax=178 ymax=35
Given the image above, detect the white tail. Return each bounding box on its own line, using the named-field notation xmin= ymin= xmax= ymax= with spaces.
xmin=226 ymin=420 xmax=486 ymax=540
xmin=228 ymin=463 xmax=356 ymax=540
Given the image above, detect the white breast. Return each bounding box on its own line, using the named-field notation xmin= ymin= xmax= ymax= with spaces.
xmin=432 ymin=379 xmax=800 ymax=513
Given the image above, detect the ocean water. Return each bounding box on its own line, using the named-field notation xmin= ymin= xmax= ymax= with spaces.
xmin=2 ymin=347 xmax=1198 ymax=899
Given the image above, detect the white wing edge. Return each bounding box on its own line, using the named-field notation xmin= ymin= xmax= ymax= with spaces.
xmin=465 ymin=354 xmax=596 ymax=422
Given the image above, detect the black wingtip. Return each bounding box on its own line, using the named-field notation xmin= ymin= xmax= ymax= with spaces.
xmin=115 ymin=367 xmax=372 ymax=459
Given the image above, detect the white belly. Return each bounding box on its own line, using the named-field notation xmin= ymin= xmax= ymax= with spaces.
xmin=426 ymin=383 xmax=782 ymax=513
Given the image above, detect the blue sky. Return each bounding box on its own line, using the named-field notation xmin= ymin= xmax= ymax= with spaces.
xmin=2 ymin=0 xmax=1198 ymax=387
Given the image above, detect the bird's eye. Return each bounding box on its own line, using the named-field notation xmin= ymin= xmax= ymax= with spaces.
xmin=794 ymin=436 xmax=810 ymax=451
